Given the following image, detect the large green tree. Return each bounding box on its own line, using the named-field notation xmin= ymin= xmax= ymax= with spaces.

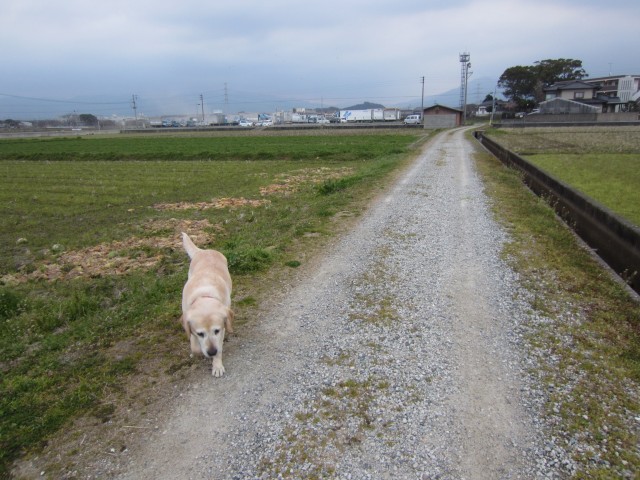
xmin=498 ymin=58 xmax=588 ymax=108
xmin=535 ymin=58 xmax=587 ymax=84
xmin=78 ymin=114 xmax=99 ymax=126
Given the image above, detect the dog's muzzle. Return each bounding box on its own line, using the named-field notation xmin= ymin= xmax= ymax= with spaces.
xmin=205 ymin=347 xmax=218 ymax=357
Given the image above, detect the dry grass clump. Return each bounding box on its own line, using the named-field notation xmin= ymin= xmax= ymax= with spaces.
xmin=1 ymin=219 xmax=218 ymax=284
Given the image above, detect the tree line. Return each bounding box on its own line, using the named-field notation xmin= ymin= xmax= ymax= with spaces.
xmin=498 ymin=58 xmax=587 ymax=110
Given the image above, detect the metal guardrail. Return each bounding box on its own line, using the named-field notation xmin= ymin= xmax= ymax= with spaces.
xmin=474 ymin=130 xmax=640 ymax=294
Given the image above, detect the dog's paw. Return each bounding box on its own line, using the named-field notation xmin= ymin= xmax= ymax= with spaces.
xmin=211 ymin=364 xmax=226 ymax=377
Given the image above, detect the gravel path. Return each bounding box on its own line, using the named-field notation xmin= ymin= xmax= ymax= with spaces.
xmin=114 ymin=128 xmax=565 ymax=479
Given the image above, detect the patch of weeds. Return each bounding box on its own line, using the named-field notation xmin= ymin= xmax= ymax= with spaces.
xmin=165 ymin=357 xmax=197 ymax=375
xmin=349 ymin=293 xmax=398 ymax=326
xmin=382 ymin=228 xmax=417 ymax=243
xmin=316 ymin=176 xmax=360 ymax=195
xmin=0 ymin=287 xmax=24 ymax=320
xmin=108 ymin=356 xmax=138 ymax=376
xmin=0 ymin=271 xmax=182 ymax=477
xmin=321 ymin=351 xmax=352 ymax=367
xmin=92 ymin=403 xmax=116 ymax=423
xmin=285 ymin=260 xmax=301 ymax=268
xmin=222 ymin=241 xmax=274 ymax=274
xmin=60 ymin=263 xmax=75 ymax=274
xmin=348 ymin=255 xmax=402 ymax=326
xmin=235 ymin=296 xmax=257 ymax=307
xmin=258 ymin=376 xmax=379 ymax=478
xmin=316 ymin=206 xmax=335 ymax=217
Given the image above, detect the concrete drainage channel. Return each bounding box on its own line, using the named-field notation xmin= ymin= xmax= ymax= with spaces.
xmin=474 ymin=130 xmax=640 ymax=295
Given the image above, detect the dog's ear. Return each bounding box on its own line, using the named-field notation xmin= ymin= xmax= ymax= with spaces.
xmin=225 ymin=308 xmax=234 ymax=334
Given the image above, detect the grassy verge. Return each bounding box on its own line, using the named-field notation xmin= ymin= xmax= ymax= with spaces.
xmin=0 ymin=130 xmax=427 ymax=477
xmin=473 ymin=134 xmax=640 ymax=478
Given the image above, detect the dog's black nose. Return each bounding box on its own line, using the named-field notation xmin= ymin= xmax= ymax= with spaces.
xmin=207 ymin=347 xmax=218 ymax=357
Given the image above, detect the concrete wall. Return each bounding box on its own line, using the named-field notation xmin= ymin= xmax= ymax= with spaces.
xmin=474 ymin=130 xmax=640 ymax=294
xmin=424 ymin=114 xmax=457 ymax=128
xmin=498 ymin=112 xmax=639 ymax=126
xmin=598 ymin=112 xmax=639 ymax=122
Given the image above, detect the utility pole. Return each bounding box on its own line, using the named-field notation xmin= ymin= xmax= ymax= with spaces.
xmin=489 ymin=85 xmax=497 ymax=126
xmin=224 ymin=83 xmax=229 ymax=112
xmin=131 ymin=94 xmax=138 ymax=119
xmin=200 ymin=94 xmax=205 ymax=123
xmin=465 ymin=66 xmax=472 ymax=122
xmin=420 ymin=76 xmax=425 ymax=125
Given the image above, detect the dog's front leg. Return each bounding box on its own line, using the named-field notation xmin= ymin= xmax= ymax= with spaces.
xmin=189 ymin=334 xmax=201 ymax=355
xmin=211 ymin=332 xmax=225 ymax=377
xmin=211 ymin=357 xmax=225 ymax=377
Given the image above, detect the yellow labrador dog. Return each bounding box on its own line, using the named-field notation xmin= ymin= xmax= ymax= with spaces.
xmin=181 ymin=232 xmax=234 ymax=377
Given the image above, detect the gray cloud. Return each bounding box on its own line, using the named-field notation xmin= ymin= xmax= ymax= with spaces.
xmin=1 ymin=0 xmax=637 ymax=118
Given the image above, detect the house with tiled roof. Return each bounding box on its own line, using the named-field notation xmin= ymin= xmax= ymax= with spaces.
xmin=585 ymin=75 xmax=640 ymax=105
xmin=544 ymin=76 xmax=640 ymax=113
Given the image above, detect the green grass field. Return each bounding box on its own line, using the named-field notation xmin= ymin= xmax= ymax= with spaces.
xmin=524 ymin=154 xmax=640 ymax=226
xmin=0 ymin=130 xmax=424 ymax=476
xmin=0 ymin=132 xmax=410 ymax=161
xmin=485 ymin=126 xmax=640 ymax=226
xmin=0 ymin=133 xmax=414 ymax=272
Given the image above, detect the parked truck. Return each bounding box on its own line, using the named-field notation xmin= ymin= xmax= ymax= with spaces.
xmin=340 ymin=108 xmax=401 ymax=122
xmin=383 ymin=108 xmax=401 ymax=121
xmin=291 ymin=112 xmax=308 ymax=123
xmin=207 ymin=113 xmax=226 ymax=126
xmin=372 ymin=109 xmax=384 ymax=121
xmin=340 ymin=109 xmax=373 ymax=122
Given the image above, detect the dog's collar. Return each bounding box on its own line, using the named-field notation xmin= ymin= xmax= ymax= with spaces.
xmin=191 ymin=295 xmax=222 ymax=306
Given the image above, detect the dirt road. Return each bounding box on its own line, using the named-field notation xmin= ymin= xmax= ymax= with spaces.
xmin=108 ymin=128 xmax=558 ymax=479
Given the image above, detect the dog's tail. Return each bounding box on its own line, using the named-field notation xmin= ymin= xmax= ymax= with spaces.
xmin=181 ymin=232 xmax=200 ymax=259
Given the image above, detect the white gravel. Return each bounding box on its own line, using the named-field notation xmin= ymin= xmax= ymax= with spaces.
xmin=112 ymin=128 xmax=572 ymax=479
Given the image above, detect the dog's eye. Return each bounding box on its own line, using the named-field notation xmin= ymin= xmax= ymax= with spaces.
xmin=197 ymin=332 xmax=205 ymax=338
xmin=214 ymin=329 xmax=221 ymax=335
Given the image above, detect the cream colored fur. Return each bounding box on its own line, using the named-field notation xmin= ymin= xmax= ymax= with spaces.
xmin=180 ymin=232 xmax=233 ymax=377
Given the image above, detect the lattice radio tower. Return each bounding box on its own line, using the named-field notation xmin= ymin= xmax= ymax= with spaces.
xmin=459 ymin=52 xmax=471 ymax=121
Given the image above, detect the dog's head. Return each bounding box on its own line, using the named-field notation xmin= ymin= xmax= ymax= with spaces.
xmin=184 ymin=301 xmax=233 ymax=358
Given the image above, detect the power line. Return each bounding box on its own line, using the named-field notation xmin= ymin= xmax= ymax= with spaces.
xmin=0 ymin=92 xmax=130 ymax=105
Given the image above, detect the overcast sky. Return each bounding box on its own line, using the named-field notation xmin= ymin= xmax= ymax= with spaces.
xmin=1 ymin=0 xmax=638 ymax=118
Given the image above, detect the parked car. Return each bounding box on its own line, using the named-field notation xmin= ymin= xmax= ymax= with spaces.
xmin=317 ymin=118 xmax=330 ymax=124
xmin=238 ymin=120 xmax=253 ymax=127
xmin=404 ymin=114 xmax=421 ymax=125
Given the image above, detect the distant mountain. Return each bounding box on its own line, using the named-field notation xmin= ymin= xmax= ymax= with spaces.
xmin=391 ymin=77 xmax=501 ymax=110
xmin=343 ymin=101 xmax=386 ymax=110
